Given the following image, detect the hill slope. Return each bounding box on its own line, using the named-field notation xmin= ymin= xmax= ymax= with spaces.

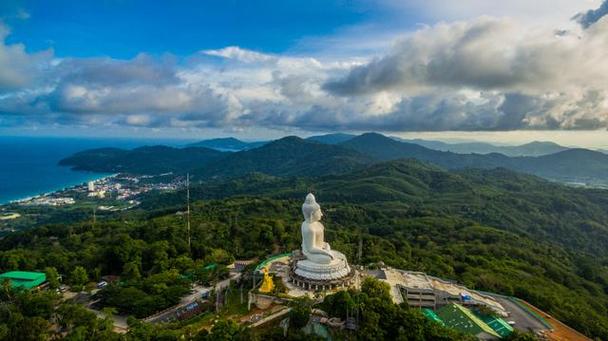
xmin=193 ymin=136 xmax=372 ymax=179
xmin=402 ymin=138 xmax=569 ymax=156
xmin=306 ymin=133 xmax=356 ymax=144
xmin=187 ymin=137 xmax=266 ymax=151
xmin=343 ymin=133 xmax=608 ymax=185
xmin=59 ymin=145 xmax=225 ymax=174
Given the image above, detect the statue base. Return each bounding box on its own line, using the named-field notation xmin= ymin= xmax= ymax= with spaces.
xmin=289 ymin=250 xmax=356 ymax=291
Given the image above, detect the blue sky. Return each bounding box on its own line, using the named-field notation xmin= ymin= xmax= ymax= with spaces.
xmin=1 ymin=0 xmax=608 ymax=147
xmin=4 ymin=0 xmax=412 ymax=58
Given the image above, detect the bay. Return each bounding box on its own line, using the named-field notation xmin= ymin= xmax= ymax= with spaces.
xmin=0 ymin=136 xmax=193 ymax=204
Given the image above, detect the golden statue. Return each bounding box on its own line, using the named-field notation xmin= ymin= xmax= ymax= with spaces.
xmin=259 ymin=267 xmax=274 ymax=293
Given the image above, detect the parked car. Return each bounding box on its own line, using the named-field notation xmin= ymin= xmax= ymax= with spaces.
xmin=96 ymin=281 xmax=108 ymax=289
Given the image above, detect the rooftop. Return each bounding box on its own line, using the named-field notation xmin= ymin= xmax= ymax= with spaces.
xmin=0 ymin=271 xmax=47 ymax=289
xmin=437 ymin=304 xmax=501 ymax=339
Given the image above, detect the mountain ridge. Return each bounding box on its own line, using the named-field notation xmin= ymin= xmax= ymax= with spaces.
xmin=192 ymin=136 xmax=372 ymax=179
xmin=59 ymin=145 xmax=226 ymax=174
xmin=60 ymin=132 xmax=608 ymax=187
xmin=396 ymin=138 xmax=570 ymax=156
xmin=187 ymin=137 xmax=266 ymax=151
xmin=341 ymin=133 xmax=608 ymax=186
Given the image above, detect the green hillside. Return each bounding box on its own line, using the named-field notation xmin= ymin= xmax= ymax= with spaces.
xmin=306 ymin=133 xmax=356 ymax=144
xmin=142 ymin=159 xmax=608 ymax=257
xmin=192 ymin=136 xmax=372 ymax=180
xmin=402 ymin=138 xmax=569 ymax=157
xmin=342 ymin=132 xmax=608 ymax=185
xmin=59 ymin=145 xmax=226 ymax=174
xmin=187 ymin=137 xmax=266 ymax=151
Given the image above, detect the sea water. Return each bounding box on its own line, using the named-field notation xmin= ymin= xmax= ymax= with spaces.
xmin=0 ymin=136 xmax=192 ymax=204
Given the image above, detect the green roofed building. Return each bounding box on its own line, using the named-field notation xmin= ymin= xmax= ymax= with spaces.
xmin=436 ymin=304 xmax=501 ymax=340
xmin=0 ymin=271 xmax=46 ymax=290
xmin=475 ymin=313 xmax=514 ymax=338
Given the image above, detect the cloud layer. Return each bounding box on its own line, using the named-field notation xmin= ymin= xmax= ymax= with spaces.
xmin=1 ymin=9 xmax=608 ymax=133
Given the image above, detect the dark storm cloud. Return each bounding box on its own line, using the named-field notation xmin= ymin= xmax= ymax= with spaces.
xmin=324 ymin=18 xmax=566 ymax=96
xmin=574 ymin=0 xmax=608 ymax=28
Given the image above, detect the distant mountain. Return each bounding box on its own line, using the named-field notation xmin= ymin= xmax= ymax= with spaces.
xmin=397 ymin=138 xmax=569 ymax=156
xmin=188 ymin=137 xmax=266 ymax=151
xmin=507 ymin=141 xmax=570 ymax=156
xmin=59 ymin=145 xmax=225 ymax=174
xmin=306 ymin=133 xmax=356 ymax=145
xmin=193 ymin=136 xmax=371 ymax=179
xmin=342 ymin=133 xmax=608 ymax=185
xmin=518 ymin=148 xmax=608 ymax=183
xmin=61 ymin=132 xmax=608 ymax=186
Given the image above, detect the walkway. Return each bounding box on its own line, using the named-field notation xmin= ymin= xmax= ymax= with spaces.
xmin=249 ymin=307 xmax=291 ymax=328
xmin=492 ymin=296 xmax=547 ymax=333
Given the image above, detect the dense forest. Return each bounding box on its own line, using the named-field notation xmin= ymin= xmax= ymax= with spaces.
xmin=1 ymin=158 xmax=608 ymax=339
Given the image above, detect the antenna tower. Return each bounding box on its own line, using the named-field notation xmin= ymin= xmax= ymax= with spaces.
xmin=186 ymin=173 xmax=191 ymax=254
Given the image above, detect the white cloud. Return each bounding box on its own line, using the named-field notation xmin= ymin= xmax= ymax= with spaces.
xmin=0 ymin=23 xmax=52 ymax=91
xmin=323 ymin=16 xmax=608 ymax=130
xmin=2 ymin=5 xmax=608 ymax=133
xmin=202 ymin=46 xmax=274 ymax=63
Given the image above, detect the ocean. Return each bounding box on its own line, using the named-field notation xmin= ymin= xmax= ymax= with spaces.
xmin=0 ymin=136 xmax=193 ymax=204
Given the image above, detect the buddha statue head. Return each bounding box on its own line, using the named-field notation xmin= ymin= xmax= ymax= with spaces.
xmin=302 ymin=193 xmax=322 ymax=223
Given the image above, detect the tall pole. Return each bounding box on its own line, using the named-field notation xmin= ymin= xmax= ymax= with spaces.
xmin=357 ymin=231 xmax=363 ymax=264
xmin=187 ymin=173 xmax=191 ymax=254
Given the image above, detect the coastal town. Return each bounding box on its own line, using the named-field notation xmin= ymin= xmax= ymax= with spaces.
xmin=16 ymin=174 xmax=182 ymax=206
xmin=0 ymin=173 xmax=184 ymax=233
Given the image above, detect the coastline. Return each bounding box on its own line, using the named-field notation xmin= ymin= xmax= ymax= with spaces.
xmin=1 ymin=172 xmax=116 ymax=206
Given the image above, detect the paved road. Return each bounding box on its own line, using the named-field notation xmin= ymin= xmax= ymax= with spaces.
xmin=179 ymin=272 xmax=242 ymax=306
xmin=249 ymin=307 xmax=291 ymax=328
xmin=146 ymin=271 xmax=242 ymax=323
xmin=180 ymin=284 xmax=211 ymax=305
xmin=218 ymin=272 xmax=242 ymax=290
xmin=493 ymin=296 xmax=547 ymax=333
xmin=89 ymin=308 xmax=129 ymax=333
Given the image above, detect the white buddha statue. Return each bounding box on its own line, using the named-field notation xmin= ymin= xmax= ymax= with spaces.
xmin=302 ymin=193 xmax=338 ymax=264
xmin=295 ymin=193 xmax=350 ymax=282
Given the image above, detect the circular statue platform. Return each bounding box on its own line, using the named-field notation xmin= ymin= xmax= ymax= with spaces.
xmin=289 ymin=251 xmax=356 ymax=291
xmin=287 ymin=193 xmax=357 ymax=291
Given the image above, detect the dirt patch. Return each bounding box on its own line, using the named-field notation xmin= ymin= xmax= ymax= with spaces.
xmin=519 ymin=300 xmax=590 ymax=341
